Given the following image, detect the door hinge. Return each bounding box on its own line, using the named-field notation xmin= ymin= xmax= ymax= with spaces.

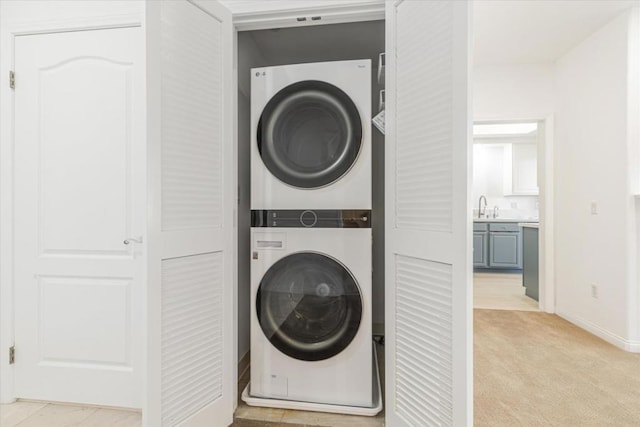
xmin=9 ymin=71 xmax=15 ymax=89
xmin=9 ymin=346 xmax=15 ymax=364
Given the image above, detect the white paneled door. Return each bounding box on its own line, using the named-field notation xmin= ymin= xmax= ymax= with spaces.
xmin=385 ymin=1 xmax=472 ymax=426
xmin=145 ymin=1 xmax=235 ymax=426
xmin=13 ymin=27 xmax=145 ymax=408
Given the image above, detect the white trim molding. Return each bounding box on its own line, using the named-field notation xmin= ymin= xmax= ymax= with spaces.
xmin=557 ymin=311 xmax=640 ymax=353
xmin=228 ymin=0 xmax=384 ymax=31
xmin=8 ymin=14 xmax=141 ymax=36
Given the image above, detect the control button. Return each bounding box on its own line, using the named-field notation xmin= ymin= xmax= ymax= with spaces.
xmin=300 ymin=210 xmax=318 ymax=227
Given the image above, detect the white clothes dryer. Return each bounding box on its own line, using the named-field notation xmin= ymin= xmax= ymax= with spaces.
xmin=249 ymin=209 xmax=372 ymax=407
xmin=251 ymin=60 xmax=371 ymax=210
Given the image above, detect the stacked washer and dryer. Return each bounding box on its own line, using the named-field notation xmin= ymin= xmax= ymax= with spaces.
xmin=245 ymin=60 xmax=381 ymax=414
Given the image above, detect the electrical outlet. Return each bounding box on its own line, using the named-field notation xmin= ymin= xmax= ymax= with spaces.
xmin=510 ymin=202 xmax=518 ymax=209
xmin=591 ymin=283 xmax=599 ymax=299
xmin=590 ymin=201 xmax=598 ymax=215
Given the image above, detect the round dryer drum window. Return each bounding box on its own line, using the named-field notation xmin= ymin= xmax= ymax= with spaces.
xmin=257 ymin=81 xmax=363 ymax=189
xmin=257 ymin=252 xmax=362 ymax=361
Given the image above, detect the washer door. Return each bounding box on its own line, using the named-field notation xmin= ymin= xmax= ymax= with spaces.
xmin=257 ymin=252 xmax=363 ymax=361
xmin=257 ymin=80 xmax=363 ymax=189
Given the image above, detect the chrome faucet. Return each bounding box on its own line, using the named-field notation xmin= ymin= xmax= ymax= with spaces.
xmin=478 ymin=195 xmax=487 ymax=218
xmin=493 ymin=206 xmax=499 ymax=219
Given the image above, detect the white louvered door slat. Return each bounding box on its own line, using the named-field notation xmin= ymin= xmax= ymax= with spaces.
xmin=145 ymin=1 xmax=235 ymax=426
xmin=385 ymin=1 xmax=472 ymax=426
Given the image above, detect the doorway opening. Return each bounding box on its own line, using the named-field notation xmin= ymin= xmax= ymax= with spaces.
xmin=472 ymin=120 xmax=544 ymax=312
xmin=235 ymin=18 xmax=386 ymax=426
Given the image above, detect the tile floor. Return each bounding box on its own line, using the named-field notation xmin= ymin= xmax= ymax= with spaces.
xmin=473 ymin=272 xmax=539 ymax=311
xmin=0 ymin=401 xmax=141 ymax=427
xmin=0 ymin=343 xmax=384 ymax=427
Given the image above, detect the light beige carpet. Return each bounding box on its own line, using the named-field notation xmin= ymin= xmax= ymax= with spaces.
xmin=475 ymin=309 xmax=640 ymax=426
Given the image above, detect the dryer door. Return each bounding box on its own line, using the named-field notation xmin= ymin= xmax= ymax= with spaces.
xmin=257 ymin=81 xmax=363 ymax=189
xmin=257 ymin=252 xmax=362 ymax=361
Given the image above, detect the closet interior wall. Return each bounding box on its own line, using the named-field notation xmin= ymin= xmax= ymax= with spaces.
xmin=236 ymin=20 xmax=386 ymax=363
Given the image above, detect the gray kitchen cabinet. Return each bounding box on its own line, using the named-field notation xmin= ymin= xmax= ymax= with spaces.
xmin=523 ymin=226 xmax=539 ymax=301
xmin=473 ymin=222 xmax=489 ymax=232
xmin=473 ymin=232 xmax=488 ymax=267
xmin=489 ymin=232 xmax=522 ymax=268
xmin=473 ymin=222 xmax=489 ymax=267
xmin=473 ymin=221 xmax=523 ymax=270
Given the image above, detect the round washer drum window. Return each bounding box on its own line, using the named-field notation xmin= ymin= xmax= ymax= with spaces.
xmin=257 ymin=80 xmax=363 ymax=189
xmin=256 ymin=252 xmax=363 ymax=361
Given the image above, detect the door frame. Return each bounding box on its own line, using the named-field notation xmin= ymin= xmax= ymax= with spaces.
xmin=472 ymin=116 xmax=556 ymax=313
xmin=0 ymin=10 xmax=143 ymax=404
xmin=230 ymin=0 xmax=384 ymax=32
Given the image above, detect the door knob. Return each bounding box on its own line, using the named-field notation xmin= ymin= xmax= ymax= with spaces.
xmin=123 ymin=236 xmax=143 ymax=245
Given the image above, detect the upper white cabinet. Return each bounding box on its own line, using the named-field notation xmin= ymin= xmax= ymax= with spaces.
xmin=503 ymin=142 xmax=538 ymax=195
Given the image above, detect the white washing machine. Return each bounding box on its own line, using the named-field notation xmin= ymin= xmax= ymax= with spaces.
xmin=249 ymin=209 xmax=372 ymax=407
xmin=251 ymin=60 xmax=371 ymax=210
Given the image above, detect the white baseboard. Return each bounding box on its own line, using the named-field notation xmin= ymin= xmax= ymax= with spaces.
xmin=556 ymin=310 xmax=640 ymax=353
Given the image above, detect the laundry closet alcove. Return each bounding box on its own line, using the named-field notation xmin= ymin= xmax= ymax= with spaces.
xmin=0 ymin=1 xmax=472 ymax=426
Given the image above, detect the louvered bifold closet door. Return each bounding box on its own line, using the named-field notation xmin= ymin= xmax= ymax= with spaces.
xmin=385 ymin=1 xmax=472 ymax=426
xmin=145 ymin=1 xmax=235 ymax=426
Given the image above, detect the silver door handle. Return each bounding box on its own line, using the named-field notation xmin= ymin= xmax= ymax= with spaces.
xmin=123 ymin=236 xmax=143 ymax=245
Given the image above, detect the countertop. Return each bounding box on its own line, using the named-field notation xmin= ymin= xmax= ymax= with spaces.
xmin=519 ymin=222 xmax=540 ymax=229
xmin=473 ymin=218 xmax=539 ymax=223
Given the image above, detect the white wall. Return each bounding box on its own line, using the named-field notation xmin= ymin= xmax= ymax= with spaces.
xmin=472 ymin=144 xmax=539 ymax=219
xmin=630 ymin=8 xmax=640 ymax=348
xmin=0 ymin=0 xmax=141 ymax=24
xmin=474 ymin=63 xmax=555 ymax=121
xmin=555 ymin=8 xmax=640 ymax=350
